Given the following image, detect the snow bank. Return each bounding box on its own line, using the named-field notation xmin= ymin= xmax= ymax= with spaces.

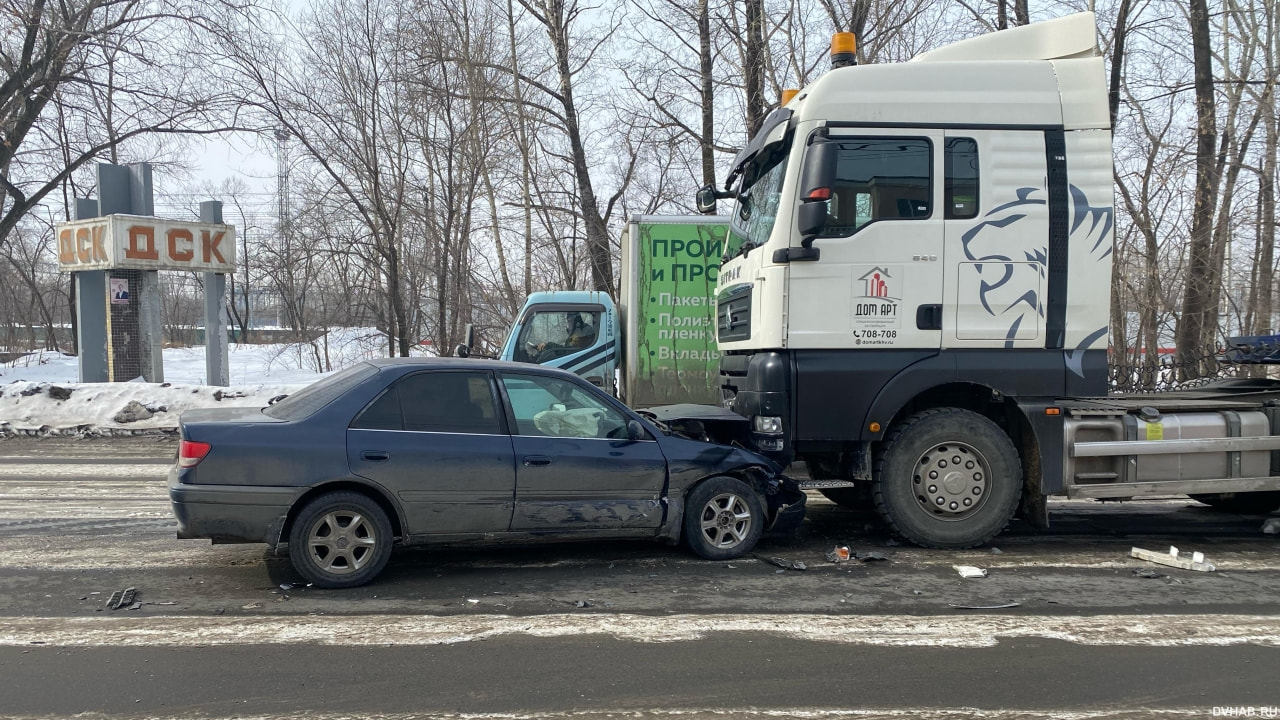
xmin=0 ymin=328 xmax=420 ymax=437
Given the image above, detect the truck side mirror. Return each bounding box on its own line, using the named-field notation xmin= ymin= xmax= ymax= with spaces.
xmin=796 ymin=136 xmax=839 ymax=242
xmin=696 ymin=185 xmax=719 ymax=214
xmin=454 ymin=323 xmax=475 ymax=358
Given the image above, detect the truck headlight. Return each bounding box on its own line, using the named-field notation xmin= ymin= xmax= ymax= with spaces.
xmin=752 ymin=415 xmax=783 ymax=434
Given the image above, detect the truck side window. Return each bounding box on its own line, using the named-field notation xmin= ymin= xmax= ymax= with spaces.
xmin=822 ymin=137 xmax=931 ymax=237
xmin=945 ymin=137 xmax=979 ymax=219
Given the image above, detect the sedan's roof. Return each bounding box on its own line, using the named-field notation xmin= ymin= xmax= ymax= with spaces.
xmin=363 ymin=356 xmax=578 ymax=376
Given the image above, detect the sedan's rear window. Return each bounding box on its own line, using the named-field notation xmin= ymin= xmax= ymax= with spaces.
xmin=262 ymin=363 xmax=378 ymax=420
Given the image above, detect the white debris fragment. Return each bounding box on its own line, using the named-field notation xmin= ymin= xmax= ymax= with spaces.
xmin=953 ymin=565 xmax=987 ymax=578
xmin=1130 ymin=546 xmax=1216 ymax=572
xmin=1263 ymin=518 xmax=1280 ymax=535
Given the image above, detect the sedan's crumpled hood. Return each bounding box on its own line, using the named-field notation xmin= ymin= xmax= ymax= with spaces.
xmin=656 ymin=431 xmax=782 ymax=478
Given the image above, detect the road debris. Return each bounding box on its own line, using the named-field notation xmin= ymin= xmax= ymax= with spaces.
xmin=989 ymin=547 xmax=1004 ymax=555
xmin=1132 ymin=567 xmax=1165 ymax=579
xmin=574 ymin=600 xmax=591 ymax=608
xmin=105 ymin=587 xmax=137 ymax=610
xmin=1264 ymin=518 xmax=1280 ymax=535
xmin=857 ymin=551 xmax=888 ymax=562
xmin=759 ymin=555 xmax=792 ymax=570
xmin=949 ymin=602 xmax=1020 ymax=610
xmin=1131 ymin=545 xmax=1216 ymax=572
xmin=825 ymin=546 xmax=852 ymax=563
xmin=953 ymin=565 xmax=987 ymax=578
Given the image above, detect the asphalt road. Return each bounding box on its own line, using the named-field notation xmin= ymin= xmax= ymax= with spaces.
xmin=2 ymin=435 xmax=1279 ymax=720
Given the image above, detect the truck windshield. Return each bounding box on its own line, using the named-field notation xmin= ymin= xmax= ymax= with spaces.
xmin=513 ymin=309 xmax=602 ymax=364
xmin=725 ymin=146 xmax=790 ymax=261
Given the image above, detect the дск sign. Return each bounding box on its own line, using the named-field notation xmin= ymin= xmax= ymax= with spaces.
xmin=55 ymin=215 xmax=236 ymax=273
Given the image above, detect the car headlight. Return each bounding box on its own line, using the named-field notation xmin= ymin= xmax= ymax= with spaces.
xmin=752 ymin=415 xmax=782 ymax=434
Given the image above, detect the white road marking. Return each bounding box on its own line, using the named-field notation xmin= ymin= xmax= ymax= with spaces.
xmin=0 ymin=709 xmax=1218 ymax=720
xmin=3 ymin=612 xmax=1279 ymax=648
xmin=0 ymin=463 xmax=169 ymax=478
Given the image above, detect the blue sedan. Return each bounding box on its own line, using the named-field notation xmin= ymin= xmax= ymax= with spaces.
xmin=169 ymin=358 xmax=804 ymax=588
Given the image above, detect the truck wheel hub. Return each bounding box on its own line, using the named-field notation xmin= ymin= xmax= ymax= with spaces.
xmin=913 ymin=442 xmax=989 ymax=519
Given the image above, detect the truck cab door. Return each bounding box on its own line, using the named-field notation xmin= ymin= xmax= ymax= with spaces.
xmin=787 ymin=130 xmax=945 ymax=351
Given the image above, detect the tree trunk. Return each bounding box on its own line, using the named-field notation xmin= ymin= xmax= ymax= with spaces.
xmin=698 ymin=0 xmax=715 ymax=190
xmin=743 ymin=0 xmax=766 ymax=136
xmin=1174 ymin=0 xmax=1222 ymax=381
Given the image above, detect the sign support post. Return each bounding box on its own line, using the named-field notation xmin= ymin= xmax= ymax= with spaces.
xmin=200 ymin=201 xmax=229 ymax=386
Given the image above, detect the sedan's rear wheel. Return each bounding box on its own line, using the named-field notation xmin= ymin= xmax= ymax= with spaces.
xmin=289 ymin=492 xmax=393 ymax=588
xmin=683 ymin=476 xmax=764 ymax=561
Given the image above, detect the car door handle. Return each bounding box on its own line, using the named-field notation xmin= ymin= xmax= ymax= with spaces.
xmin=362 ymin=451 xmax=390 ymax=462
xmin=523 ymin=455 xmax=552 ymax=466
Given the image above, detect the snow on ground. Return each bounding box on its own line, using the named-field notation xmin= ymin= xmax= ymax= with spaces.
xmin=0 ymin=328 xmax=418 ymax=436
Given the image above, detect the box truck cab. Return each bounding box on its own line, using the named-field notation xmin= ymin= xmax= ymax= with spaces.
xmin=499 ymin=290 xmax=620 ymax=394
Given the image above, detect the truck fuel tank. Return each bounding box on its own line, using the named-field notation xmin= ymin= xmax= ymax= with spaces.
xmin=1064 ymin=410 xmax=1273 ymax=488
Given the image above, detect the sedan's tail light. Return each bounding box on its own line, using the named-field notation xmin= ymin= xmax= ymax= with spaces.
xmin=179 ymin=440 xmax=212 ymax=468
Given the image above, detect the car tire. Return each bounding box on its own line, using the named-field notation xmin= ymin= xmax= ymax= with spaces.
xmin=1190 ymin=491 xmax=1280 ymax=515
xmin=289 ymin=491 xmax=394 ymax=589
xmin=873 ymin=408 xmax=1022 ymax=549
xmin=683 ymin=476 xmax=765 ymax=560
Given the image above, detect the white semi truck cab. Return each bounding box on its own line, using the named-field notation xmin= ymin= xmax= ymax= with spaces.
xmin=700 ymin=12 xmax=1280 ymax=547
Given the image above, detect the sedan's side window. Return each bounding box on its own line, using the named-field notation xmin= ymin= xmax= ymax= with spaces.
xmin=500 ymin=374 xmax=629 ymax=439
xmin=351 ymin=371 xmax=501 ymax=435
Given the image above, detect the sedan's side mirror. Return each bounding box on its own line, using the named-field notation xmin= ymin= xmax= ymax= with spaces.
xmin=626 ymin=419 xmax=647 ymax=441
xmin=453 ymin=343 xmax=470 ymax=358
xmin=796 ymin=136 xmax=839 ymax=243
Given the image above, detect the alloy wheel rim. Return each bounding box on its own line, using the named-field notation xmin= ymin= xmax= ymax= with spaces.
xmin=307 ymin=510 xmax=377 ymax=574
xmin=699 ymin=492 xmax=752 ymax=548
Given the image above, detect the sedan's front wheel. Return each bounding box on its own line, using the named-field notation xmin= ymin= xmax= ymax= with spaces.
xmin=289 ymin=492 xmax=393 ymax=589
xmin=683 ymin=476 xmax=764 ymax=561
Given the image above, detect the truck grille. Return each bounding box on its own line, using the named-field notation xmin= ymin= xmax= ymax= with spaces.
xmin=717 ymin=285 xmax=751 ymax=342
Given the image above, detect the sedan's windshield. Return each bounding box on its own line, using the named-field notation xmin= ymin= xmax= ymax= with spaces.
xmin=725 ymin=146 xmax=790 ymax=261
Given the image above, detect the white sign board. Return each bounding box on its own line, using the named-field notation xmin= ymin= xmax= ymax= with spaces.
xmin=56 ymin=214 xmax=236 ymax=273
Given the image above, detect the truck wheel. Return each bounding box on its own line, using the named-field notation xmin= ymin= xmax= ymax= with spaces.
xmin=289 ymin=492 xmax=394 ymax=589
xmin=1190 ymin=492 xmax=1280 ymax=515
xmin=683 ymin=476 xmax=765 ymax=560
xmin=873 ymin=408 xmax=1022 ymax=548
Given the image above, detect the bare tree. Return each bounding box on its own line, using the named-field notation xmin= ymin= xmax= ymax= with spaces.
xmin=1173 ymin=0 xmax=1223 ymax=378
xmin=0 ymin=0 xmax=246 ymax=251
